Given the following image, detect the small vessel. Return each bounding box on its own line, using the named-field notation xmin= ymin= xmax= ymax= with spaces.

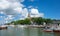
xmin=43 ymin=29 xmax=52 ymax=32
xmin=53 ymin=28 xmax=60 ymax=32
xmin=53 ymin=30 xmax=60 ymax=32
xmin=0 ymin=25 xmax=7 ymax=30
xmin=53 ymin=26 xmax=60 ymax=32
xmin=43 ymin=26 xmax=60 ymax=32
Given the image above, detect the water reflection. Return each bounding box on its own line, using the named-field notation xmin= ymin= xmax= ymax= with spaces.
xmin=0 ymin=26 xmax=60 ymax=36
xmin=53 ymin=32 xmax=60 ymax=36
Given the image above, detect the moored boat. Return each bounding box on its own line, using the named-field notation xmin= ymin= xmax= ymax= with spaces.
xmin=43 ymin=26 xmax=60 ymax=32
xmin=0 ymin=25 xmax=7 ymax=30
xmin=43 ymin=29 xmax=52 ymax=32
xmin=53 ymin=29 xmax=60 ymax=32
xmin=44 ymin=29 xmax=60 ymax=32
xmin=53 ymin=30 xmax=60 ymax=32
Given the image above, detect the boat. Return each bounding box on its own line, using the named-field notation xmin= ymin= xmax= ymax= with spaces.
xmin=43 ymin=26 xmax=60 ymax=32
xmin=0 ymin=25 xmax=7 ymax=30
xmin=53 ymin=26 xmax=60 ymax=32
xmin=53 ymin=28 xmax=60 ymax=32
xmin=43 ymin=29 xmax=52 ymax=32
xmin=53 ymin=30 xmax=60 ymax=32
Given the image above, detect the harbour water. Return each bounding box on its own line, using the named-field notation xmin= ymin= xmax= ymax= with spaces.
xmin=0 ymin=26 xmax=60 ymax=36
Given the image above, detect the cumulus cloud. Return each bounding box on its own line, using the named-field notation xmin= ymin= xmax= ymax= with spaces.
xmin=4 ymin=15 xmax=15 ymax=23
xmin=5 ymin=15 xmax=14 ymax=20
xmin=0 ymin=0 xmax=24 ymax=15
xmin=28 ymin=6 xmax=33 ymax=8
xmin=7 ymin=0 xmax=24 ymax=2
xmin=0 ymin=0 xmax=25 ymax=24
xmin=0 ymin=0 xmax=9 ymax=10
xmin=0 ymin=0 xmax=44 ymax=18
xmin=22 ymin=8 xmax=28 ymax=18
xmin=0 ymin=11 xmax=5 ymax=14
xmin=0 ymin=0 xmax=44 ymax=24
xmin=30 ymin=8 xmax=44 ymax=17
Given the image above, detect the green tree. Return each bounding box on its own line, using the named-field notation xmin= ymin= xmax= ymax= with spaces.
xmin=8 ymin=17 xmax=53 ymax=25
xmin=10 ymin=19 xmax=31 ymax=25
xmin=31 ymin=17 xmax=44 ymax=25
xmin=44 ymin=19 xmax=52 ymax=24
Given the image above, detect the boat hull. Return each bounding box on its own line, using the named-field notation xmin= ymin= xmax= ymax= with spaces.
xmin=43 ymin=29 xmax=52 ymax=32
xmin=0 ymin=27 xmax=7 ymax=30
xmin=53 ymin=30 xmax=60 ymax=32
xmin=44 ymin=30 xmax=60 ymax=32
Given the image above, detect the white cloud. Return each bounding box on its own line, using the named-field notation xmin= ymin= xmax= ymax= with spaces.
xmin=39 ymin=13 xmax=44 ymax=17
xmin=30 ymin=8 xmax=44 ymax=17
xmin=5 ymin=21 xmax=8 ymax=23
xmin=7 ymin=0 xmax=24 ymax=2
xmin=4 ymin=15 xmax=15 ymax=23
xmin=28 ymin=6 xmax=33 ymax=8
xmin=0 ymin=0 xmax=44 ymax=24
xmin=0 ymin=0 xmax=10 ymax=10
xmin=0 ymin=11 xmax=5 ymax=14
xmin=22 ymin=8 xmax=28 ymax=18
xmin=8 ymin=15 xmax=13 ymax=18
xmin=14 ymin=7 xmax=23 ymax=13
xmin=7 ymin=15 xmax=14 ymax=20
xmin=0 ymin=0 xmax=24 ymax=15
xmin=31 ymin=8 xmax=39 ymax=15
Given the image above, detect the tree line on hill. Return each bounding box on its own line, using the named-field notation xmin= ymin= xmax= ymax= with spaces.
xmin=7 ymin=17 xmax=53 ymax=25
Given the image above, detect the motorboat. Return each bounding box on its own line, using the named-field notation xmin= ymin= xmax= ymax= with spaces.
xmin=53 ymin=28 xmax=60 ymax=32
xmin=43 ymin=29 xmax=52 ymax=32
xmin=0 ymin=25 xmax=7 ymax=30
xmin=43 ymin=26 xmax=60 ymax=32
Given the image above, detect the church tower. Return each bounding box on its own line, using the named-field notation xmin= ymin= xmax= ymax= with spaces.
xmin=28 ymin=12 xmax=33 ymax=24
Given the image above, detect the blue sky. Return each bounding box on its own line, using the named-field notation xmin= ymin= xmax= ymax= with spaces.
xmin=0 ymin=0 xmax=60 ymax=24
xmin=23 ymin=0 xmax=60 ymax=19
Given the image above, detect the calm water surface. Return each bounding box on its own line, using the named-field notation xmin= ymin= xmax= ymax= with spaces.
xmin=0 ymin=26 xmax=60 ymax=36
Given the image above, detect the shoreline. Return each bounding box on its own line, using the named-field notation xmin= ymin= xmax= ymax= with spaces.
xmin=0 ymin=25 xmax=45 ymax=28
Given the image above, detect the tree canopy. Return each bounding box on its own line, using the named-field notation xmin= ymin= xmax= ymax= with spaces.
xmin=8 ymin=17 xmax=53 ymax=25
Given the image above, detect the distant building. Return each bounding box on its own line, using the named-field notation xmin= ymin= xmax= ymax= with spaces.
xmin=45 ymin=20 xmax=60 ymax=26
xmin=52 ymin=20 xmax=60 ymax=24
